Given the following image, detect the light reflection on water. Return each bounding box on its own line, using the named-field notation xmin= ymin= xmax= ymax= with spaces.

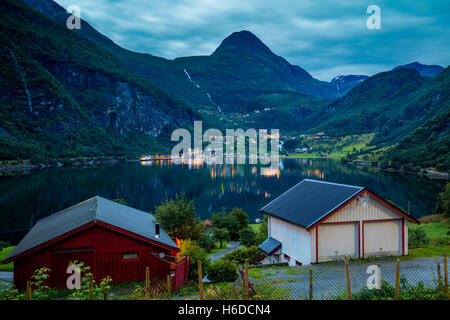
xmin=0 ymin=158 xmax=445 ymax=244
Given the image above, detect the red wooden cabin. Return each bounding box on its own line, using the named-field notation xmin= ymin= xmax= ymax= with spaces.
xmin=1 ymin=196 xmax=188 ymax=289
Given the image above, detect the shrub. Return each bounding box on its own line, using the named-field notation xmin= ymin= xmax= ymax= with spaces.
xmin=180 ymin=239 xmax=210 ymax=280
xmin=224 ymin=246 xmax=262 ymax=265
xmin=207 ymin=259 xmax=238 ymax=283
xmin=408 ymin=228 xmax=430 ymax=246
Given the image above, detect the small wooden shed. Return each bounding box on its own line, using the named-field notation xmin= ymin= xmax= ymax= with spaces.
xmin=257 ymin=179 xmax=420 ymax=265
xmin=1 ymin=196 xmax=187 ymax=289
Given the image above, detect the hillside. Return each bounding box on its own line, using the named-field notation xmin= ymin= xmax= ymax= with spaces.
xmin=0 ymin=0 xmax=197 ymax=162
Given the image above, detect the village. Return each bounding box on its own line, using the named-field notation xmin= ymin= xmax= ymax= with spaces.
xmin=1 ymin=178 xmax=448 ymax=300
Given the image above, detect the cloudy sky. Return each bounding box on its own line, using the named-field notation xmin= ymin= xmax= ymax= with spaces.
xmin=56 ymin=0 xmax=449 ymax=81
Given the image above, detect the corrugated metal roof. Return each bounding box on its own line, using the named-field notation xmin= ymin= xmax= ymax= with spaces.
xmin=258 ymin=237 xmax=281 ymax=254
xmin=259 ymin=179 xmax=364 ymax=229
xmin=6 ymin=196 xmax=178 ymax=261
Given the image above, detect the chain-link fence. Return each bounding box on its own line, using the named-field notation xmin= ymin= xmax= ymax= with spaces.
xmin=197 ymin=255 xmax=449 ymax=300
xmin=246 ymin=256 xmax=448 ymax=300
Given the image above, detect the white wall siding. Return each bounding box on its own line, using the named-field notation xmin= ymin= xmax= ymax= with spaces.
xmin=269 ymin=216 xmax=312 ymax=265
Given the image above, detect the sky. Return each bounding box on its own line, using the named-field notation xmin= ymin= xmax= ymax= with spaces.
xmin=56 ymin=0 xmax=450 ymax=81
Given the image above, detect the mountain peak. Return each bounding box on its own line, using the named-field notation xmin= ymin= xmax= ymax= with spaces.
xmin=212 ymin=30 xmax=272 ymax=55
xmin=393 ymin=61 xmax=444 ymax=77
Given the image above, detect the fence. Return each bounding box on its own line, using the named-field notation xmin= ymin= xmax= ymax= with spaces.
xmin=197 ymin=255 xmax=449 ymax=300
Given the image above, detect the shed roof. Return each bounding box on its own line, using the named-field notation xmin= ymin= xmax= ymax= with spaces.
xmin=5 ymin=196 xmax=178 ymax=262
xmin=258 ymin=237 xmax=281 ymax=255
xmin=259 ymin=179 xmax=418 ymax=229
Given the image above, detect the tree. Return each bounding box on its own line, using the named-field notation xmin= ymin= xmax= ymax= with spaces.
xmin=214 ymin=228 xmax=230 ymax=248
xmin=196 ymin=231 xmax=216 ymax=252
xmin=228 ymin=208 xmax=249 ymax=230
xmin=154 ymin=193 xmax=200 ymax=240
xmin=436 ymin=182 xmax=450 ymax=218
xmin=211 ymin=211 xmax=240 ymax=241
xmin=239 ymin=228 xmax=257 ymax=246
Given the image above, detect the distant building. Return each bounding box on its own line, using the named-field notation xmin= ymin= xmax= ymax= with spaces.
xmin=255 ymin=179 xmax=419 ymax=265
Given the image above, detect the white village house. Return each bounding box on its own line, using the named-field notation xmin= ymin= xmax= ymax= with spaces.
xmin=256 ymin=179 xmax=420 ymax=265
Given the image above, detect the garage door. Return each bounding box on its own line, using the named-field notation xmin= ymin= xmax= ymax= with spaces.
xmin=364 ymin=220 xmax=400 ymax=256
xmin=318 ymin=223 xmax=358 ymax=261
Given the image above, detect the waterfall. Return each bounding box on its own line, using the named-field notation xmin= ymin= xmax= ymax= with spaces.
xmin=6 ymin=47 xmax=33 ymax=114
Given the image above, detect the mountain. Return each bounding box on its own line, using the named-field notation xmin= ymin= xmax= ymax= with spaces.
xmin=393 ymin=62 xmax=444 ymax=77
xmin=381 ymin=106 xmax=450 ymax=172
xmin=0 ymin=0 xmax=197 ymax=162
xmin=22 ymin=1 xmax=349 ymax=110
xmin=330 ymin=75 xmax=369 ymax=97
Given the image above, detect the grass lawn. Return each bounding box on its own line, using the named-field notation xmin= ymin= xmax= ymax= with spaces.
xmin=208 ymin=242 xmax=232 ymax=255
xmin=409 ymin=222 xmax=450 ymax=240
xmin=405 ymin=245 xmax=450 ymax=259
xmin=0 ymin=246 xmax=14 ymax=271
xmin=249 ymin=224 xmax=259 ymax=233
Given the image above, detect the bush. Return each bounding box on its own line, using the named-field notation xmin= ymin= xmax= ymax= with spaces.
xmin=408 ymin=228 xmax=430 ymax=246
xmin=224 ymin=246 xmax=262 ymax=265
xmin=180 ymin=239 xmax=210 ymax=280
xmin=207 ymin=259 xmax=238 ymax=283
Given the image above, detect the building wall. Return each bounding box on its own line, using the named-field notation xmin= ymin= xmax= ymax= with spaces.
xmin=269 ymin=216 xmax=312 ymax=265
xmin=311 ymin=192 xmax=407 ymax=263
xmin=14 ymin=225 xmax=175 ymax=289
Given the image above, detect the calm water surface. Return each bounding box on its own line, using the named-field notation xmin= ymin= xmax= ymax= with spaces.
xmin=0 ymin=158 xmax=445 ymax=244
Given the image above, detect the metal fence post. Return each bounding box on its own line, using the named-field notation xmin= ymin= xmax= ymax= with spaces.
xmin=198 ymin=260 xmax=204 ymax=300
xmin=345 ymin=256 xmax=352 ymax=300
xmin=309 ymin=268 xmax=313 ymax=300
xmin=244 ymin=259 xmax=249 ymax=300
xmin=394 ymin=259 xmax=400 ymax=300
xmin=444 ymin=254 xmax=448 ymax=300
xmin=377 ymin=263 xmax=381 ymax=300
xmin=437 ymin=263 xmax=442 ymax=292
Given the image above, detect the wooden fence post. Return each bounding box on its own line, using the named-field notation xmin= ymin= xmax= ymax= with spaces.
xmin=309 ymin=268 xmax=313 ymax=300
xmin=244 ymin=259 xmax=249 ymax=300
xmin=394 ymin=259 xmax=400 ymax=300
xmin=444 ymin=254 xmax=448 ymax=300
xmin=345 ymin=256 xmax=352 ymax=300
xmin=88 ymin=275 xmax=93 ymax=300
xmin=198 ymin=260 xmax=204 ymax=300
xmin=437 ymin=263 xmax=442 ymax=292
xmin=167 ymin=275 xmax=172 ymax=300
xmin=145 ymin=266 xmax=150 ymax=299
xmin=26 ymin=281 xmax=32 ymax=300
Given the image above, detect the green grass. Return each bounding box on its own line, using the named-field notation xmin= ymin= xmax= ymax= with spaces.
xmin=0 ymin=246 xmax=15 ymax=271
xmin=403 ymin=245 xmax=450 ymax=259
xmin=409 ymin=222 xmax=450 ymax=240
xmin=208 ymin=242 xmax=232 ymax=255
xmin=249 ymin=224 xmax=259 ymax=233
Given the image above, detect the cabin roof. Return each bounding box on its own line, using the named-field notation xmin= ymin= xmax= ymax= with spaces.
xmin=5 ymin=196 xmax=178 ymax=261
xmin=259 ymin=179 xmax=419 ymax=229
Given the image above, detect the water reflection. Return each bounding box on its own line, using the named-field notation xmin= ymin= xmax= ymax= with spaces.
xmin=0 ymin=158 xmax=445 ymax=244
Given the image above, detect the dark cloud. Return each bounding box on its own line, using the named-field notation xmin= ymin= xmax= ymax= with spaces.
xmin=57 ymin=0 xmax=449 ymax=80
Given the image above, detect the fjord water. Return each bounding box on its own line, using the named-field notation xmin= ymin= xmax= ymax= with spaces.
xmin=0 ymin=159 xmax=445 ymax=244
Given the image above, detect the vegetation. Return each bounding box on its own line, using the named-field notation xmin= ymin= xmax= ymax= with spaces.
xmin=436 ymin=182 xmax=450 ymax=217
xmin=179 ymin=239 xmax=210 ymax=280
xmin=213 ymin=228 xmax=230 ymax=248
xmin=207 ymin=259 xmax=238 ymax=283
xmin=239 ymin=228 xmax=258 ymax=246
xmin=0 ymin=246 xmax=14 ymax=271
xmin=224 ymin=246 xmax=262 ymax=265
xmin=154 ymin=193 xmax=201 ymax=240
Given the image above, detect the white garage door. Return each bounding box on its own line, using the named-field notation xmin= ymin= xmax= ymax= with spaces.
xmin=318 ymin=223 xmax=357 ymax=261
xmin=364 ymin=220 xmax=400 ymax=256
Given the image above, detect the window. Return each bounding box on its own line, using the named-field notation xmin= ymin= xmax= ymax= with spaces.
xmin=122 ymin=253 xmax=138 ymax=260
